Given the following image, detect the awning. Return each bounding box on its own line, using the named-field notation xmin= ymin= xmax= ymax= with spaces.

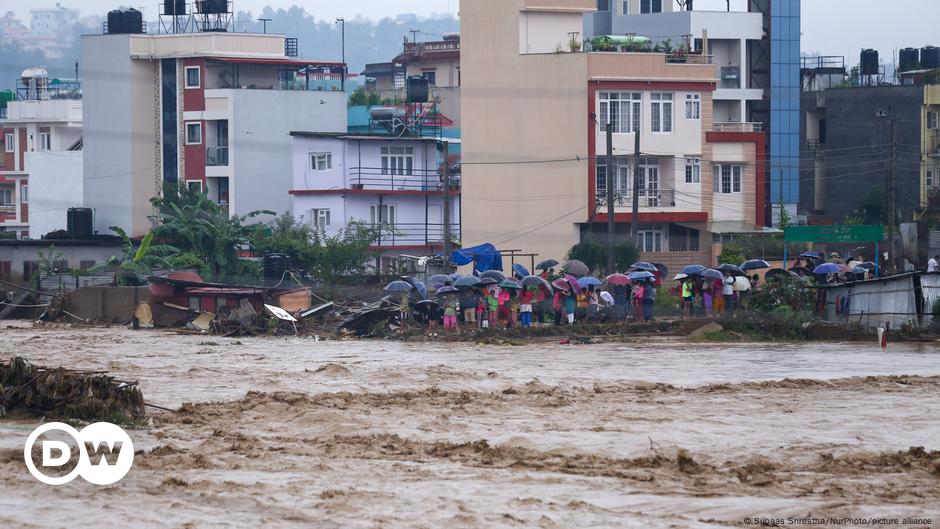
xmin=676 ymin=221 xmax=782 ymax=235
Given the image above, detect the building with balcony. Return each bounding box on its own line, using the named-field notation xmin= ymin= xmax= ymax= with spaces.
xmin=288 ymin=132 xmax=460 ymax=272
xmin=584 ymin=0 xmax=801 ymax=225
xmin=461 ymin=0 xmax=767 ymax=270
xmin=799 ymin=82 xmax=940 ymax=225
xmin=81 ymin=31 xmax=347 ymax=238
xmin=0 ymin=72 xmax=83 ymax=239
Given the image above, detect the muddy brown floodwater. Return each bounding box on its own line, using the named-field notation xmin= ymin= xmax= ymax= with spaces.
xmin=1 ymin=323 xmax=939 ymax=528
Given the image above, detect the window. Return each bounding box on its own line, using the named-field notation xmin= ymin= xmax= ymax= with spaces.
xmin=685 ymin=158 xmax=701 ymax=184
xmin=928 ymin=169 xmax=935 ymax=188
xmin=422 ymin=70 xmax=436 ymax=86
xmin=309 ymin=208 xmax=331 ymax=232
xmin=79 ymin=260 xmax=95 ymax=271
xmin=186 ymin=180 xmax=203 ymax=193
xmin=685 ymin=94 xmax=700 ymax=120
xmin=0 ymin=187 xmax=11 ymax=206
xmin=39 ymin=132 xmax=51 ymax=151
xmin=381 ymin=146 xmax=414 ymax=176
xmin=929 ymin=111 xmax=939 ymax=130
xmin=637 ymin=225 xmax=663 ymax=252
xmin=310 ymin=152 xmax=332 ymax=171
xmin=598 ymin=92 xmax=641 ymax=134
xmin=370 ymin=204 xmax=396 ymax=227
xmin=185 ymin=122 xmax=202 ymax=145
xmin=0 ymin=260 xmax=10 ymax=282
xmin=4 ymin=132 xmax=13 ymax=153
xmin=713 ymin=164 xmax=743 ymax=194
xmin=21 ymin=185 xmax=27 ymax=204
xmin=185 ymin=66 xmax=201 ymax=89
xmin=596 ymin=162 xmax=607 ymax=194
xmin=597 ymin=0 xmax=610 ymax=11
xmin=651 ymin=93 xmax=673 ymax=133
xmin=621 ymin=0 xmax=629 ymax=14
xmin=23 ymin=260 xmax=39 ymax=281
xmin=640 ymin=0 xmax=662 ymax=13
xmin=595 ymin=160 xmax=630 ymax=195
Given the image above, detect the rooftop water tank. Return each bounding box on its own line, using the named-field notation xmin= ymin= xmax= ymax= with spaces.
xmin=921 ymin=46 xmax=940 ymax=70
xmin=899 ymin=47 xmax=920 ymax=72
xmin=859 ymin=49 xmax=879 ymax=76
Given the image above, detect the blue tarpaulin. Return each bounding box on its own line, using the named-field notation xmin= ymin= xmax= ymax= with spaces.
xmin=446 ymin=243 xmax=503 ymax=274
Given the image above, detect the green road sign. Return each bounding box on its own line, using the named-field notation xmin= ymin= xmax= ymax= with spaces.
xmin=784 ymin=225 xmax=884 ymax=243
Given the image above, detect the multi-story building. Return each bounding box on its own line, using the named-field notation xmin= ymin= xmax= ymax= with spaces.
xmin=461 ymin=0 xmax=767 ymax=270
xmin=81 ymin=30 xmax=347 ymax=237
xmin=1 ymin=69 xmax=83 ymax=239
xmin=29 ymin=3 xmax=79 ymax=38
xmin=584 ymin=0 xmax=801 ymax=224
xmin=800 ymin=82 xmax=940 ymax=226
xmin=289 ymin=131 xmax=460 ymax=271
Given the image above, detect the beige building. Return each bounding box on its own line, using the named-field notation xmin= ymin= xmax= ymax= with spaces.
xmin=460 ymin=0 xmax=767 ymax=271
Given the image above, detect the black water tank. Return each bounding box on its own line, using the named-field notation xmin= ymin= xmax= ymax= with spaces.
xmin=107 ymin=10 xmax=124 ymax=34
xmin=263 ymin=254 xmax=291 ymax=279
xmin=197 ymin=0 xmax=228 ymax=14
xmin=406 ymin=76 xmax=429 ymax=103
xmin=164 ymin=0 xmax=187 ymax=16
xmin=921 ymin=46 xmax=940 ymax=69
xmin=67 ymin=208 xmax=93 ymax=239
xmin=860 ymin=49 xmax=879 ymax=75
xmin=899 ymin=47 xmax=920 ymax=72
xmin=124 ymin=8 xmax=144 ymax=33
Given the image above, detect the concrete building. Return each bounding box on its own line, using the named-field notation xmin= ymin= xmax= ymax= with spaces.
xmin=1 ymin=71 xmax=83 ymax=239
xmin=81 ymin=31 xmax=347 ymax=238
xmin=0 ymin=238 xmax=121 ymax=286
xmin=289 ymin=132 xmax=460 ymax=271
xmin=800 ymin=83 xmax=940 ymax=225
xmin=583 ymin=0 xmax=801 ymax=224
xmin=461 ymin=0 xmax=767 ymax=270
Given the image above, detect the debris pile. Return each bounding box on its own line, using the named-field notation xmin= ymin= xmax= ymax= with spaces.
xmin=0 ymin=357 xmax=145 ymax=423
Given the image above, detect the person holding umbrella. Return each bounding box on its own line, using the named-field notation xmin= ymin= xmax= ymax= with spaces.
xmin=484 ymin=287 xmax=498 ymax=329
xmin=722 ymin=270 xmax=736 ymax=314
xmin=442 ymin=292 xmax=459 ymax=331
xmin=564 ymin=289 xmax=577 ymax=324
xmin=641 ymin=279 xmax=657 ymax=321
xmin=519 ymin=286 xmax=534 ymax=327
xmin=459 ymin=286 xmax=480 ymax=327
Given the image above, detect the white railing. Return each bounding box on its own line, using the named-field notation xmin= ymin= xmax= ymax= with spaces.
xmin=713 ymin=122 xmax=763 ymax=133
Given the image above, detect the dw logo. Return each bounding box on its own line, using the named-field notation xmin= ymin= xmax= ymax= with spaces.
xmin=24 ymin=422 xmax=134 ymax=486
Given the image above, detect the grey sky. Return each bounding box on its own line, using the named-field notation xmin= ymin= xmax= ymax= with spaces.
xmin=15 ymin=0 xmax=940 ymax=63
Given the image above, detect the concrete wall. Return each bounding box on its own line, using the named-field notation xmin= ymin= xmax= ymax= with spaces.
xmin=229 ymin=89 xmax=346 ymax=219
xmin=82 ymin=34 xmax=158 ymax=238
xmin=65 ymin=286 xmax=150 ymax=322
xmin=25 ymin=151 xmax=83 ymax=238
xmin=0 ymin=242 xmax=121 ymax=284
xmin=461 ymin=0 xmax=590 ymax=266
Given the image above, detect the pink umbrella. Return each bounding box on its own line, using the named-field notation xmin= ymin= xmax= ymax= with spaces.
xmin=552 ymin=278 xmax=571 ymax=292
xmin=565 ymin=274 xmax=581 ymax=293
xmin=606 ymin=273 xmax=631 ymax=286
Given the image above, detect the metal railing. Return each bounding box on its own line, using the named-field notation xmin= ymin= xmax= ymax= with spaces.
xmin=806 ymin=138 xmax=826 ymax=151
xmin=713 ymin=122 xmax=763 ymax=133
xmin=348 ymin=167 xmax=459 ymax=192
xmin=0 ymin=204 xmax=16 ymax=215
xmin=206 ymin=146 xmax=229 ymax=166
xmin=596 ymin=189 xmax=676 ymax=208
xmin=371 ymin=222 xmax=461 ymax=248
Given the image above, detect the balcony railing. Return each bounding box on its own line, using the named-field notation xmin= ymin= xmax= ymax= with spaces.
xmin=596 ymin=189 xmax=677 ymax=208
xmin=348 ymin=167 xmax=460 ymax=192
xmin=0 ymin=204 xmax=16 ymax=215
xmin=371 ymin=222 xmax=461 ymax=248
xmin=806 ymin=139 xmax=826 ymax=153
xmin=206 ymin=146 xmax=229 ymax=167
xmin=712 ymin=122 xmax=763 ymax=133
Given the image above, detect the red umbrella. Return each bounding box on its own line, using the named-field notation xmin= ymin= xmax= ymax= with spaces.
xmin=552 ymin=278 xmax=571 ymax=292
xmin=606 ymin=273 xmax=631 ymax=286
xmin=565 ymin=274 xmax=581 ymax=293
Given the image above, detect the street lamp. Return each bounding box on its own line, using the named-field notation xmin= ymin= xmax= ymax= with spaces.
xmin=335 ymin=18 xmax=346 ymax=92
xmin=258 ymin=18 xmax=271 ymax=34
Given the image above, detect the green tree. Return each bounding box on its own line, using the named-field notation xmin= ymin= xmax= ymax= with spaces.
xmin=613 ymin=241 xmax=640 ymax=272
xmin=348 ymin=87 xmax=381 ymax=107
xmin=843 ymin=189 xmax=886 ymax=225
xmin=93 ymin=228 xmax=174 ymax=286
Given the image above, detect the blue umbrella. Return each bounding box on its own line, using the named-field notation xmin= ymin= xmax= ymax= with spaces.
xmin=682 ymin=264 xmax=706 ymax=276
xmin=512 ymin=263 xmax=530 ymax=278
xmin=536 ymin=259 xmax=559 ymax=270
xmin=454 ymin=276 xmax=482 ymax=287
xmin=401 ymin=277 xmax=428 ymax=299
xmin=499 ymin=279 xmax=522 ymax=290
xmin=628 ymin=271 xmax=655 ymax=281
xmin=741 ymin=259 xmax=771 ymax=271
xmin=481 ymin=270 xmax=506 ymax=282
xmin=800 ymin=252 xmax=824 ymax=260
xmin=435 ymin=286 xmax=458 ymax=295
xmin=701 ymin=269 xmax=724 ymax=280
xmin=629 ymin=262 xmax=658 ymax=273
xmin=578 ymin=277 xmax=603 ymax=287
xmin=427 ymin=274 xmax=452 ymax=287
xmin=814 ymin=263 xmax=842 ymax=275
xmin=384 ymin=280 xmax=413 ymax=293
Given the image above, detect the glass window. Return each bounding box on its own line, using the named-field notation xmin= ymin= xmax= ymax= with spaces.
xmin=185 ymin=122 xmax=202 ymax=145
xmin=0 ymin=187 xmax=12 ymax=205
xmin=927 ymin=170 xmax=934 ymax=188
xmin=640 ymin=0 xmax=662 ymax=13
xmin=186 ymin=180 xmax=202 ymax=193
xmin=621 ymin=0 xmax=629 ymax=14
xmin=370 ymin=204 xmax=396 ymax=226
xmin=596 ymin=161 xmax=607 ymax=194
xmin=380 ymin=146 xmax=414 ymax=176
xmin=651 ymin=93 xmax=673 ymax=133
xmin=685 ymin=157 xmax=701 ymax=183
xmin=185 ymin=66 xmax=201 ymax=89
xmin=598 ymin=92 xmax=641 ymax=134
xmin=4 ymin=133 xmax=13 ymax=153
xmin=597 ymin=0 xmax=610 ymax=11
xmin=39 ymin=132 xmax=51 ymax=151
xmin=310 ymin=208 xmax=331 ymax=232
xmin=310 ymin=153 xmax=332 ymax=171
xmin=714 ymin=164 xmax=743 ymax=194
xmin=685 ymin=94 xmax=700 ymax=120
xmin=21 ymin=184 xmax=28 ymax=204
xmin=422 ymin=70 xmax=436 ymax=86
xmin=928 ymin=111 xmax=939 ymax=130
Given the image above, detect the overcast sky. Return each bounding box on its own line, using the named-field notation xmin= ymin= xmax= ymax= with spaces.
xmin=15 ymin=0 xmax=940 ymax=62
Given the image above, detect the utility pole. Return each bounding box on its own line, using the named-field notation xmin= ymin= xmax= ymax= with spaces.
xmin=258 ymin=18 xmax=270 ymax=33
xmin=606 ymin=123 xmax=615 ymax=274
xmin=888 ymin=117 xmax=897 ymax=274
xmin=442 ymin=140 xmax=452 ymax=268
xmin=630 ymin=122 xmax=642 ymax=248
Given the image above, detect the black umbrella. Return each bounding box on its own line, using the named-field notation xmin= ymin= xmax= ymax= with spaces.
xmin=521 ymin=275 xmax=551 ymax=289
xmin=741 ymin=259 xmax=771 ymax=271
xmin=481 ymin=270 xmax=506 ymax=282
xmin=536 ymin=259 xmax=559 ymax=270
xmin=716 ymin=264 xmax=745 ymax=276
xmin=765 ymin=268 xmax=798 ymax=280
xmin=629 ymin=262 xmax=658 ymax=273
xmin=479 ymin=277 xmax=499 ymax=286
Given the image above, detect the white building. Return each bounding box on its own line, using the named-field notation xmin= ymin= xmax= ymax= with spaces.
xmin=1 ymin=74 xmax=83 ymax=239
xmin=585 ymin=0 xmax=764 ymax=125
xmin=289 ymin=132 xmax=460 ymax=271
xmin=81 ymin=31 xmax=347 ymax=237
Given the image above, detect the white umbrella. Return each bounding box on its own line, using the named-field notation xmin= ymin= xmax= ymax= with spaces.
xmin=600 ymin=291 xmax=615 ymax=305
xmin=674 ymin=273 xmax=689 ymax=281
xmin=733 ymin=276 xmax=751 ymax=292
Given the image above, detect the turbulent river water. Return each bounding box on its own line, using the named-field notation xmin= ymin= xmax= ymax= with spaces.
xmin=1 ymin=323 xmax=938 ymax=528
